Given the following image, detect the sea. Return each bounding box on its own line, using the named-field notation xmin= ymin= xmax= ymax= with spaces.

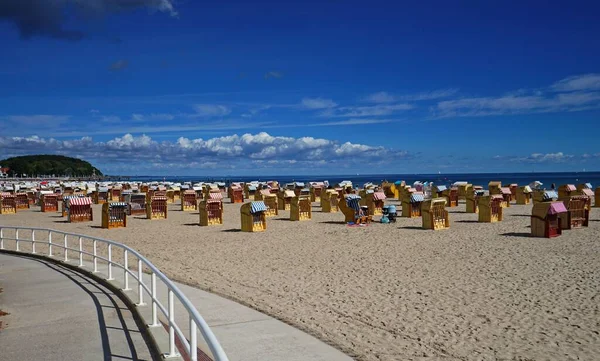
xmin=126 ymin=171 xmax=600 ymax=188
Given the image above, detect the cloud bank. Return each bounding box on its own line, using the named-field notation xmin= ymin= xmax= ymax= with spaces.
xmin=0 ymin=132 xmax=411 ymax=172
xmin=494 ymin=152 xmax=600 ymax=164
xmin=434 ymin=74 xmax=600 ymax=118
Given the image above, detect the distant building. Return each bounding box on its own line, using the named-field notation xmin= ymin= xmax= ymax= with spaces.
xmin=0 ymin=167 xmax=9 ymax=178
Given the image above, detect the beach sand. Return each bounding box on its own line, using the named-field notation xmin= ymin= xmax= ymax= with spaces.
xmin=1 ymin=199 xmax=599 ymax=361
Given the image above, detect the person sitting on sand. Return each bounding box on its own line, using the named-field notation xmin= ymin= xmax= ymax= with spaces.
xmin=355 ymin=206 xmax=369 ymax=224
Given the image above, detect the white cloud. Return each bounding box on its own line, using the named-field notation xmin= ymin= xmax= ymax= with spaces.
xmin=363 ymin=92 xmax=396 ymax=103
xmin=437 ymin=95 xmax=546 ymax=113
xmin=551 ymin=73 xmax=600 ymax=92
xmin=131 ymin=114 xmax=144 ymax=121
xmin=301 ymin=97 xmax=338 ymax=109
xmin=525 ymin=152 xmax=573 ymax=163
xmin=316 ymin=118 xmax=396 ymax=126
xmin=435 ymin=92 xmax=600 ymax=118
xmin=0 ymin=132 xmax=412 ymax=171
xmin=0 ymin=114 xmax=70 ymax=125
xmin=496 ymin=152 xmax=582 ymax=163
xmin=101 ymin=115 xmax=121 ymax=123
xmin=322 ymin=104 xmax=413 ymax=117
xmin=193 ymin=104 xmax=232 ymax=117
xmin=264 ymin=71 xmax=283 ymax=79
xmin=130 ymin=113 xmax=174 ymax=121
xmin=364 ymin=89 xmax=459 ymax=103
xmin=556 ymin=92 xmax=600 ymax=107
xmin=433 ymin=74 xmax=600 ymax=118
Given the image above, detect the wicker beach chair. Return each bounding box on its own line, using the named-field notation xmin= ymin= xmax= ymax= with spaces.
xmin=531 ymin=202 xmax=567 ymax=238
xmin=102 ymin=202 xmax=127 ymax=228
xmin=422 ymin=198 xmax=449 ymax=230
xmin=241 ymin=201 xmax=267 ymax=232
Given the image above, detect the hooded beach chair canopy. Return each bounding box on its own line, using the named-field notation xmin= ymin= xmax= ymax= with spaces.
xmin=373 ymin=191 xmax=386 ymax=201
xmin=581 ymin=188 xmax=594 ymax=196
xmin=345 ymin=194 xmax=361 ymax=211
xmin=250 ymin=201 xmax=268 ymax=214
xmin=410 ymin=193 xmax=425 ymax=203
xmin=533 ymin=202 xmax=568 ymax=218
xmin=207 ymin=192 xmax=223 ymax=202
xmin=543 ymin=190 xmax=559 ymax=201
xmin=69 ymin=197 xmax=92 ymax=206
xmin=529 ymin=181 xmax=543 ymax=189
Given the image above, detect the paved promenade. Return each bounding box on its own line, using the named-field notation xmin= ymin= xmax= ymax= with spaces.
xmin=0 ymin=252 xmax=353 ymax=361
xmin=0 ymin=252 xmax=155 ymax=361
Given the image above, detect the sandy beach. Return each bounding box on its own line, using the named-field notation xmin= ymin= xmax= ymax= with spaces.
xmin=1 ymin=198 xmax=599 ymax=361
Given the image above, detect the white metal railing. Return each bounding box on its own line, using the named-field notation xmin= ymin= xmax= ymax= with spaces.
xmin=0 ymin=225 xmax=229 ymax=361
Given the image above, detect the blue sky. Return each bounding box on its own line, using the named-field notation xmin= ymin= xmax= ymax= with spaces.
xmin=1 ymin=0 xmax=599 ymax=176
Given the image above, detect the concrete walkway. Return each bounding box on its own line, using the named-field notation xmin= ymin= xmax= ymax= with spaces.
xmin=0 ymin=252 xmax=156 ymax=361
xmin=0 ymin=252 xmax=353 ymax=361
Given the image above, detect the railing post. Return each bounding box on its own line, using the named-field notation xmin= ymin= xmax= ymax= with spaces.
xmin=151 ymin=273 xmax=158 ymax=327
xmin=31 ymin=230 xmax=36 ymax=254
xmin=137 ymin=259 xmax=145 ymax=306
xmin=190 ymin=317 xmax=198 ymax=361
xmin=63 ymin=234 xmax=68 ymax=261
xmin=93 ymin=239 xmax=98 ymax=273
xmin=48 ymin=231 xmax=53 ymax=257
xmin=107 ymin=244 xmax=113 ymax=280
xmin=168 ymin=290 xmax=178 ymax=358
xmin=123 ymin=250 xmax=130 ymax=290
xmin=0 ymin=228 xmax=3 ymax=250
xmin=78 ymin=237 xmax=83 ymax=267
xmin=15 ymin=229 xmax=19 ymax=252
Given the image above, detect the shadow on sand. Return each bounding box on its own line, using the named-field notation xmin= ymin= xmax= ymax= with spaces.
xmin=500 ymin=232 xmax=532 ymax=237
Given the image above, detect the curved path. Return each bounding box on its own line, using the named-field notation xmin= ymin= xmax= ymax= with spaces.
xmin=0 ymin=251 xmax=353 ymax=361
xmin=0 ymin=252 xmax=156 ymax=361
